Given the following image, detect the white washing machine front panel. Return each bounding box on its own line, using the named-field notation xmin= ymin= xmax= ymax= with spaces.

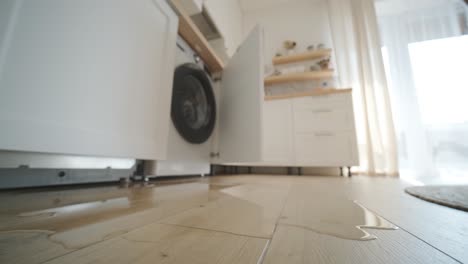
xmin=155 ymin=37 xmax=216 ymax=176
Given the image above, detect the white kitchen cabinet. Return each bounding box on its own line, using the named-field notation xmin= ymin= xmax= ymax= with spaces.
xmin=213 ymin=26 xmax=265 ymax=164
xmin=261 ymin=90 xmax=359 ymax=168
xmin=0 ymin=0 xmax=178 ymax=160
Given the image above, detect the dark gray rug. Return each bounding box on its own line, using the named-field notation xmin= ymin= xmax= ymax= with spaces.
xmin=405 ymin=186 xmax=468 ymax=212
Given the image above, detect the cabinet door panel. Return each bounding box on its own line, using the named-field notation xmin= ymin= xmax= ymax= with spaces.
xmin=215 ymin=26 xmax=264 ymax=163
xmin=263 ymin=99 xmax=294 ymax=164
xmin=0 ymin=0 xmax=178 ymax=159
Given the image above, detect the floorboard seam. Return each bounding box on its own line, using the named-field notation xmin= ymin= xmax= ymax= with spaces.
xmin=256 ymin=239 xmax=271 ymax=264
xmin=392 ymin=224 xmax=463 ymax=264
xmin=158 ymin=222 xmax=271 ymax=240
xmin=257 ymin=183 xmax=293 ymax=264
xmin=37 ymin=202 xmax=216 ymax=264
xmin=356 ymin=201 xmax=464 ymax=264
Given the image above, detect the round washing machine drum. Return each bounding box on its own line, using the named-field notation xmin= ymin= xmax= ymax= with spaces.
xmin=171 ymin=63 xmax=216 ymax=144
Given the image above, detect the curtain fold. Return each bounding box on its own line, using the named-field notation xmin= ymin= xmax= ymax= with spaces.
xmin=375 ymin=0 xmax=468 ymax=184
xmin=327 ymin=0 xmax=398 ymax=175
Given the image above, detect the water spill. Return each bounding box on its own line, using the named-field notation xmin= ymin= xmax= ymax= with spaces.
xmin=208 ymin=183 xmax=242 ymax=190
xmin=0 ymin=176 xmax=399 ymax=257
xmin=279 ymin=189 xmax=398 ymax=241
xmin=0 ymin=180 xmax=222 ymax=249
xmin=18 ymin=198 xmax=129 ymax=218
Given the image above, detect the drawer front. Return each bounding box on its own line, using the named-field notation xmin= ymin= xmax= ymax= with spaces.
xmin=294 ymin=132 xmax=357 ymax=166
xmin=293 ymin=92 xmax=352 ymax=110
xmin=294 ymin=107 xmax=352 ymax=132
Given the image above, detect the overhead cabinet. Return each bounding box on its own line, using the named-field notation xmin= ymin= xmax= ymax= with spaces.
xmin=0 ymin=0 xmax=178 ymax=160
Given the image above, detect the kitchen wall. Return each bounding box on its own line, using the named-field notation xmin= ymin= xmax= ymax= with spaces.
xmin=205 ymin=0 xmax=244 ymax=57
xmin=243 ymin=0 xmax=333 ymax=67
xmin=243 ymin=1 xmax=343 ymax=176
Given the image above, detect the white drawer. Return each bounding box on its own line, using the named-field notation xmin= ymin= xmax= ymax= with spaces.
xmin=293 ymin=92 xmax=352 ymax=110
xmin=294 ymin=131 xmax=357 ymax=166
xmin=294 ymin=107 xmax=353 ymax=132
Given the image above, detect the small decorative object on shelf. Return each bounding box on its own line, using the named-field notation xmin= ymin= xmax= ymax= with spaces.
xmin=273 ymin=69 xmax=282 ymax=76
xmin=321 ymin=81 xmax=329 ymax=89
xmin=283 ymin=40 xmax=297 ymax=55
xmin=264 ymin=64 xmax=274 ymax=77
xmin=265 ymin=43 xmax=334 ymax=99
xmin=309 ymin=64 xmax=321 ymax=72
xmin=318 ymin=57 xmax=331 ymax=70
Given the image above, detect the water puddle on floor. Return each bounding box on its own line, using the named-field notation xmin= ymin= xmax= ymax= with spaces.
xmin=280 ymin=193 xmax=399 ymax=241
xmin=0 ymin=180 xmax=218 ymax=249
xmin=351 ymin=201 xmax=399 ymax=240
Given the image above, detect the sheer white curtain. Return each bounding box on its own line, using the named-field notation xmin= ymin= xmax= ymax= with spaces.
xmin=327 ymin=0 xmax=398 ymax=175
xmin=375 ymin=0 xmax=468 ymax=184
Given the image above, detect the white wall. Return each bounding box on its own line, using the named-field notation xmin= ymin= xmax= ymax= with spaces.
xmin=243 ymin=0 xmax=333 ymax=66
xmin=205 ymin=0 xmax=244 ymax=57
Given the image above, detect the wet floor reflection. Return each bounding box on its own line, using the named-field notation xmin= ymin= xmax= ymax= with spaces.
xmin=279 ymin=185 xmax=398 ymax=240
xmin=0 ymin=176 xmax=399 ymax=254
xmin=0 ymin=180 xmax=222 ymax=249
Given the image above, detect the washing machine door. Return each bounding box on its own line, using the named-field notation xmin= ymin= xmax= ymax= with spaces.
xmin=171 ymin=63 xmax=216 ymax=144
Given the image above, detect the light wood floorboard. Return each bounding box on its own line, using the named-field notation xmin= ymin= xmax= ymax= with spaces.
xmin=263 ymin=225 xmax=458 ymax=264
xmin=0 ymin=175 xmax=467 ymax=263
xmin=0 ymin=230 xmax=71 ymax=264
xmin=344 ymin=177 xmax=468 ymax=263
xmin=160 ymin=181 xmax=290 ymax=238
xmin=44 ymin=223 xmax=267 ymax=264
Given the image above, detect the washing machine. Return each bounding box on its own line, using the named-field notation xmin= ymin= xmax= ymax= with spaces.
xmin=154 ymin=36 xmax=218 ymax=176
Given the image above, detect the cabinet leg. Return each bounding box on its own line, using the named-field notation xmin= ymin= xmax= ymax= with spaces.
xmin=340 ymin=167 xmax=344 ymax=177
xmin=298 ymin=167 xmax=302 ymax=176
xmin=248 ymin=166 xmax=252 ymax=174
xmin=347 ymin=166 xmax=352 ymax=177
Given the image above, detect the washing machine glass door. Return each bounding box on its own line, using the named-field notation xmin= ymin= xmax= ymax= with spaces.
xmin=171 ymin=63 xmax=216 ymax=144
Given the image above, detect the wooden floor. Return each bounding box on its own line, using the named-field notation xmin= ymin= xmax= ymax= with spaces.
xmin=0 ymin=175 xmax=467 ymax=264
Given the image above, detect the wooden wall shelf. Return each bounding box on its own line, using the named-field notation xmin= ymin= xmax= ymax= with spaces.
xmin=265 ymin=88 xmax=352 ymax=101
xmin=264 ymin=70 xmax=334 ymax=86
xmin=273 ymin=49 xmax=332 ymax=66
xmin=169 ymin=0 xmax=224 ymax=73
